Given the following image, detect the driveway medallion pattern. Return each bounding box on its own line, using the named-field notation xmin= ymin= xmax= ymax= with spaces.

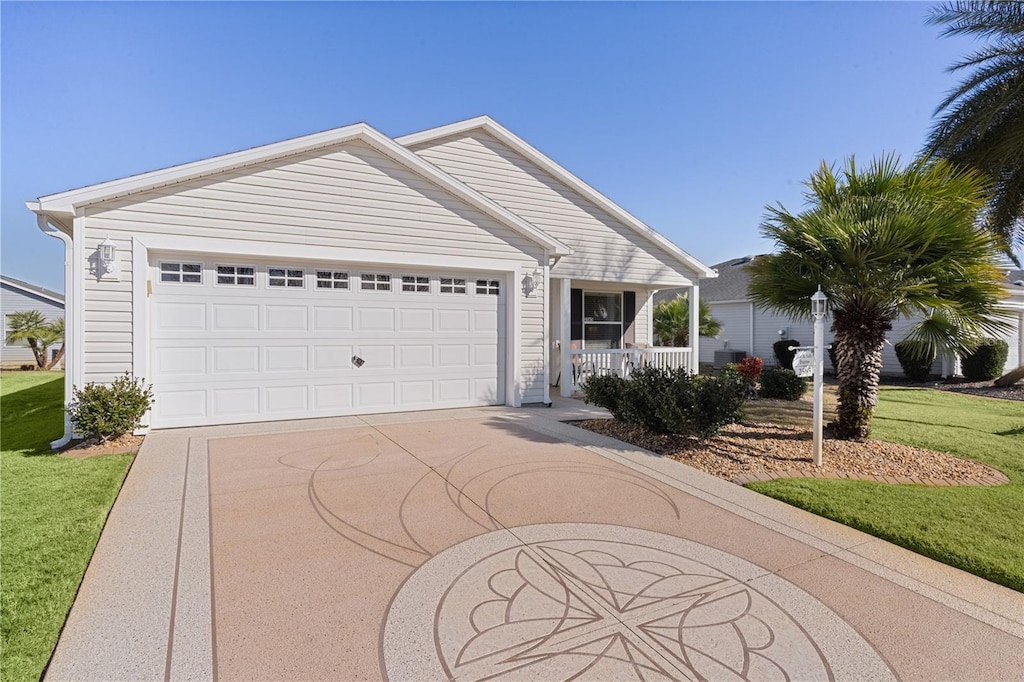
xmin=383 ymin=524 xmax=895 ymax=681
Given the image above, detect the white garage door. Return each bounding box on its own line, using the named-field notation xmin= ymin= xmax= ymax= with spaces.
xmin=148 ymin=255 xmax=506 ymax=428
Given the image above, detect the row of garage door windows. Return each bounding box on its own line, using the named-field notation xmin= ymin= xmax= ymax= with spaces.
xmin=159 ymin=262 xmax=502 ymax=296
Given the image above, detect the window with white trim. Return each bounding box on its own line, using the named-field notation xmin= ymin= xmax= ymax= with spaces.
xmin=159 ymin=262 xmax=202 ymax=284
xmin=401 ymin=275 xmax=430 ymax=293
xmin=583 ymin=291 xmax=623 ymax=349
xmin=440 ymin=277 xmax=467 ymax=294
xmin=216 ymin=265 xmax=255 ymax=286
xmin=269 ymin=267 xmax=305 ymax=288
xmin=476 ymin=279 xmax=500 ymax=295
xmin=361 ymin=273 xmax=392 ymax=291
xmin=316 ymin=271 xmax=349 ymax=289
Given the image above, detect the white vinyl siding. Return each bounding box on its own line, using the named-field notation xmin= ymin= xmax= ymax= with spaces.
xmin=409 ymin=130 xmax=696 ymax=286
xmin=78 ymin=139 xmax=547 ymax=402
xmin=698 ymin=302 xmax=752 ymax=365
xmin=0 ymin=284 xmax=65 ymax=364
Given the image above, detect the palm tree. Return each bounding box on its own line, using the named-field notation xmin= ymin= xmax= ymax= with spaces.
xmin=925 ymin=1 xmax=1024 ymax=256
xmin=748 ymin=155 xmax=1010 ymax=440
xmin=5 ymin=311 xmax=65 ymax=370
xmin=653 ymin=295 xmax=722 ymax=347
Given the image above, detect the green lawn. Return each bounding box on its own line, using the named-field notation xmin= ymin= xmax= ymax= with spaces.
xmin=0 ymin=372 xmax=134 ymax=682
xmin=749 ymin=387 xmax=1024 ymax=592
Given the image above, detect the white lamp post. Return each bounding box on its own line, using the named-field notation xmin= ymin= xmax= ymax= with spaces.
xmin=811 ymin=286 xmax=828 ymax=466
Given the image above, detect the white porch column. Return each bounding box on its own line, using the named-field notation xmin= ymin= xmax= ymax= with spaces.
xmin=689 ymin=283 xmax=700 ymax=373
xmin=560 ymin=278 xmax=573 ymax=397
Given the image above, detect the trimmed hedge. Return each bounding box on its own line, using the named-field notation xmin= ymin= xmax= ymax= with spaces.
xmin=581 ymin=365 xmax=746 ymax=438
xmin=759 ymin=368 xmax=807 ymax=400
xmin=894 ymin=340 xmax=936 ymax=382
xmin=962 ymin=339 xmax=1009 ymax=381
xmin=773 ymin=339 xmax=801 ymax=370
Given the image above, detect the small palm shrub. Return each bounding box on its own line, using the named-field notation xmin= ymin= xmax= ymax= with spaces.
xmin=581 ymin=366 xmax=746 ymax=438
xmin=962 ymin=339 xmax=1009 ymax=381
xmin=759 ymin=368 xmax=807 ymax=400
xmin=773 ymin=339 xmax=801 ymax=370
xmin=68 ymin=373 xmax=155 ymax=442
xmin=894 ymin=340 xmax=936 ymax=382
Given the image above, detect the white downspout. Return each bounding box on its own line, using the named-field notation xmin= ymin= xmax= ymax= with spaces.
xmin=35 ymin=213 xmax=75 ymax=449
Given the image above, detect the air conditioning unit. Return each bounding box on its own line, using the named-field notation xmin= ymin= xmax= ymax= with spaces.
xmin=713 ymin=350 xmax=747 ymax=367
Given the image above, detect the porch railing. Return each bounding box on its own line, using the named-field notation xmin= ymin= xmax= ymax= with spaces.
xmin=569 ymin=347 xmax=692 ymax=391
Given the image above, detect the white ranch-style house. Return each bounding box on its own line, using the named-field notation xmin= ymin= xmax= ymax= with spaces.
xmin=28 ymin=116 xmax=715 ymax=445
xmin=658 ymin=255 xmax=1024 ymax=376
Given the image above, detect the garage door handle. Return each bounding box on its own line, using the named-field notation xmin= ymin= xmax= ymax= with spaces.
xmin=352 ymin=356 xmax=365 ymax=368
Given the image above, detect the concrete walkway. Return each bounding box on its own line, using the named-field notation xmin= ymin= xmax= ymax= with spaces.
xmin=47 ymin=399 xmax=1024 ymax=680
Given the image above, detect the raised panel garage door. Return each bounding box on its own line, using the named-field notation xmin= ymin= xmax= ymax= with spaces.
xmin=148 ymin=255 xmax=506 ymax=428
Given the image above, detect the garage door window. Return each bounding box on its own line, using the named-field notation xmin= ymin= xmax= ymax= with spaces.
xmin=316 ymin=271 xmax=349 ymax=289
xmin=361 ymin=273 xmax=392 ymax=291
xmin=401 ymin=275 xmax=430 ymax=293
xmin=476 ymin=279 xmax=501 ymax=295
xmin=269 ymin=268 xmax=305 ymax=288
xmin=159 ymin=262 xmax=202 ymax=284
xmin=216 ymin=265 xmax=255 ymax=286
xmin=440 ymin=277 xmax=467 ymax=294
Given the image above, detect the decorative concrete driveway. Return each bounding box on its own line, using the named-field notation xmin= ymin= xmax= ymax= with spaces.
xmin=47 ymin=401 xmax=1024 ymax=680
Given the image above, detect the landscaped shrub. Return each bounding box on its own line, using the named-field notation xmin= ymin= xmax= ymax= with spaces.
xmin=894 ymin=340 xmax=936 ymax=382
xmin=580 ymin=373 xmax=628 ymax=421
xmin=773 ymin=339 xmax=801 ymax=370
xmin=581 ymin=365 xmax=745 ymax=438
xmin=962 ymin=339 xmax=1009 ymax=381
xmin=687 ymin=374 xmax=747 ymax=438
xmin=736 ymin=356 xmax=763 ymax=388
xmin=759 ymin=367 xmax=807 ymax=400
xmin=67 ymin=373 xmax=155 ymax=442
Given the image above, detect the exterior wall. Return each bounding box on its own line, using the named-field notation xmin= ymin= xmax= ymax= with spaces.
xmin=409 ymin=131 xmax=696 ymax=286
xmin=711 ymin=300 xmax=1023 ymax=376
xmin=78 ymin=139 xmax=548 ymax=402
xmin=700 ymin=302 xmax=752 ymax=365
xmin=1 ymin=284 xmax=64 ymax=364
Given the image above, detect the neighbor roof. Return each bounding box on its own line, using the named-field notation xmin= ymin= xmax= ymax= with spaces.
xmin=0 ymin=275 xmax=65 ymax=305
xmin=654 ymin=255 xmax=761 ymax=304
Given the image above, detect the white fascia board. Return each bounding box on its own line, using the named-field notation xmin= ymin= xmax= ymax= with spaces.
xmin=28 ymin=122 xmax=571 ymax=258
xmin=397 ymin=116 xmax=717 ymax=280
xmin=0 ymin=275 xmax=65 ymax=305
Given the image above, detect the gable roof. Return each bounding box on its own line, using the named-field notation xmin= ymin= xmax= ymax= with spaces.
xmin=397 ymin=116 xmax=716 ymax=279
xmin=26 ymin=122 xmax=571 ymax=257
xmin=1 ymin=275 xmax=65 ymax=306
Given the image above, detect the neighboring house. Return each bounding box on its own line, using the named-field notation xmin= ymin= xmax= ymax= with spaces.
xmin=27 ymin=116 xmax=715 ymax=441
xmin=657 ymin=255 xmax=1024 ymax=376
xmin=1 ymin=275 xmax=65 ymax=365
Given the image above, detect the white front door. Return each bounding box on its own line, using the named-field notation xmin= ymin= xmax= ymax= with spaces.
xmin=148 ymin=254 xmax=506 ymax=428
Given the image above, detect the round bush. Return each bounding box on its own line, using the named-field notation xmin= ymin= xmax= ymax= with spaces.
xmin=962 ymin=339 xmax=1009 ymax=381
xmin=894 ymin=340 xmax=936 ymax=382
xmin=773 ymin=339 xmax=801 ymax=370
xmin=67 ymin=372 xmax=155 ymax=442
xmin=759 ymin=367 xmax=807 ymax=400
xmin=827 ymin=339 xmax=840 ymax=375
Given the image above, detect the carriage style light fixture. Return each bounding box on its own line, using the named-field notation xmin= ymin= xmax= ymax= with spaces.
xmin=811 ymin=286 xmax=828 ymax=319
xmin=97 ymin=236 xmax=119 ymax=279
xmin=521 ymin=267 xmax=542 ymax=297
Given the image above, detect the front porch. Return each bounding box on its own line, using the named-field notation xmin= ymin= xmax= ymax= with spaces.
xmin=548 ymin=277 xmax=700 ymax=396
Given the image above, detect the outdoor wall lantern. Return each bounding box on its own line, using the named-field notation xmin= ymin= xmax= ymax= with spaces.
xmin=97 ymin=236 xmax=119 ymax=279
xmin=522 ymin=267 xmax=541 ymax=297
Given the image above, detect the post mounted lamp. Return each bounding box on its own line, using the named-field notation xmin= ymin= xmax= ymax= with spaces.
xmin=811 ymin=286 xmax=828 ymax=466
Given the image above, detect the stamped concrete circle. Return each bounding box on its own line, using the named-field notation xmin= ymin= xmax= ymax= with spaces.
xmin=383 ymin=523 xmax=895 ymax=681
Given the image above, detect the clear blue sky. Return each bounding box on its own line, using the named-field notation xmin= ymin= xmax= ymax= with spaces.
xmin=2 ymin=1 xmax=984 ymax=292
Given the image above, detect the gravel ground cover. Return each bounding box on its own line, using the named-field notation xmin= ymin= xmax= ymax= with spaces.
xmin=930 ymin=379 xmax=1024 ymax=402
xmin=572 ymin=418 xmax=1004 ymax=484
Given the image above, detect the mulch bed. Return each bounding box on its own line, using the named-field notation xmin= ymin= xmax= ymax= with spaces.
xmin=62 ymin=434 xmax=144 ymax=458
xmin=571 ymin=419 xmax=1007 ymax=486
xmin=930 ymin=379 xmax=1024 ymax=402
